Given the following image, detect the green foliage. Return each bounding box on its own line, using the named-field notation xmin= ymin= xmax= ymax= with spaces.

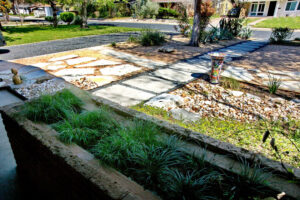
xmin=157 ymin=7 xmax=179 ymax=19
xmin=269 ymin=27 xmax=294 ymax=44
xmin=219 ymin=18 xmax=245 ymax=37
xmin=132 ymin=104 xmax=300 ymax=168
xmin=267 ymin=74 xmax=281 ymax=94
xmin=20 ymin=89 xmax=83 ymax=123
xmin=45 ymin=16 xmax=54 ymax=22
xmin=162 ymin=169 xmax=219 ymax=200
xmin=174 ymin=3 xmax=191 ymax=37
xmin=74 ymin=15 xmax=83 ymax=25
xmin=254 ymin=16 xmax=300 ymax=29
xmin=111 ymin=41 xmax=116 ymax=47
xmin=53 ymin=108 xmax=120 ymax=147
xmin=60 ymin=12 xmax=75 ymax=25
xmin=140 ymin=29 xmax=165 ymax=46
xmin=239 ymin=26 xmax=252 ymax=39
xmin=220 ymin=77 xmax=240 ymax=90
xmin=134 ymin=0 xmax=159 ymax=19
xmin=127 ymin=35 xmax=139 ymax=43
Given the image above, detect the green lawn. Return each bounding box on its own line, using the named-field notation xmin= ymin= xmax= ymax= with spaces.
xmin=2 ymin=25 xmax=142 ymax=46
xmin=254 ymin=16 xmax=300 ymax=29
xmin=243 ymin=17 xmax=262 ymax=25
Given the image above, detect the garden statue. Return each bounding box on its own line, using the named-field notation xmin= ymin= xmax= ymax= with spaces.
xmin=11 ymin=68 xmax=22 ymax=85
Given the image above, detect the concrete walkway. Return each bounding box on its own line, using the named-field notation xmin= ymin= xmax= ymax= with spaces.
xmin=92 ymin=40 xmax=268 ymax=107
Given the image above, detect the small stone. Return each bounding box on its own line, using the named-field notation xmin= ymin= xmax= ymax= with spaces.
xmin=271 ymin=97 xmax=285 ymax=104
xmin=170 ymin=108 xmax=200 ymax=123
xmin=231 ymin=90 xmax=244 ymax=97
xmin=158 ymin=47 xmax=175 ymax=53
xmin=145 ymin=93 xmax=184 ymax=110
xmin=292 ymin=99 xmax=300 ymax=104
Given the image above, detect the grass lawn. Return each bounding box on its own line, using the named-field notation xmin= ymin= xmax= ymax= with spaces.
xmin=254 ymin=16 xmax=300 ymax=29
xmin=243 ymin=17 xmax=262 ymax=25
xmin=2 ymin=25 xmax=143 ymax=46
xmin=132 ymin=104 xmax=300 ymax=168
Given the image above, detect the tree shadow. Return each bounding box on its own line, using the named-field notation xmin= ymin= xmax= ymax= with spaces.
xmin=0 ymin=49 xmax=10 ymax=54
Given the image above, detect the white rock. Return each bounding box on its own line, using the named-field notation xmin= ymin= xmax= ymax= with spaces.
xmin=271 ymin=97 xmax=285 ymax=104
xmin=170 ymin=108 xmax=200 ymax=123
xmin=231 ymin=90 xmax=244 ymax=97
xmin=246 ymin=93 xmax=261 ymax=101
xmin=292 ymin=99 xmax=300 ymax=104
xmin=0 ymin=82 xmax=6 ymax=87
xmin=75 ymin=59 xmax=121 ymax=68
xmin=49 ymin=54 xmax=78 ymax=62
xmin=66 ymin=57 xmax=97 ymax=65
xmin=100 ymin=64 xmax=140 ymax=76
xmin=145 ymin=93 xmax=184 ymax=110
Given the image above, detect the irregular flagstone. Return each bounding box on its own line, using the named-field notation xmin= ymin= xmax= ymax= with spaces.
xmin=152 ymin=68 xmax=194 ymax=83
xmin=122 ymin=75 xmax=178 ymax=93
xmin=54 ymin=68 xmax=95 ymax=76
xmin=47 ymin=65 xmax=66 ymax=71
xmin=221 ymin=66 xmax=254 ymax=82
xmin=101 ymin=48 xmax=166 ymax=69
xmin=49 ymin=54 xmax=78 ymax=62
xmin=0 ymin=70 xmax=12 ymax=75
xmin=268 ymin=70 xmax=300 ymax=78
xmin=100 ymin=64 xmax=140 ymax=76
xmin=52 ymin=61 xmax=64 ymax=65
xmin=87 ymin=76 xmax=116 ymax=86
xmin=92 ymin=84 xmax=155 ymax=106
xmin=66 ymin=57 xmax=97 ymax=65
xmin=169 ymin=62 xmax=210 ymax=74
xmin=31 ymin=63 xmax=49 ymax=68
xmin=75 ymin=60 xmax=122 ymax=68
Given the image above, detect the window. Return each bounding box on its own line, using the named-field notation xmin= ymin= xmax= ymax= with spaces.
xmin=285 ymin=0 xmax=297 ymax=11
xmin=297 ymin=1 xmax=300 ymax=10
xmin=250 ymin=2 xmax=265 ymax=16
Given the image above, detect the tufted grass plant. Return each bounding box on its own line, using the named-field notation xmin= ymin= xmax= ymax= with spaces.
xmin=20 ymin=89 xmax=83 ymax=123
xmin=53 ymin=108 xmax=120 ymax=148
xmin=268 ymin=73 xmax=281 ymax=94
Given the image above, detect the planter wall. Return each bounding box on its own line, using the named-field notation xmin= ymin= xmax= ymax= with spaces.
xmin=1 ymin=107 xmax=159 ymax=200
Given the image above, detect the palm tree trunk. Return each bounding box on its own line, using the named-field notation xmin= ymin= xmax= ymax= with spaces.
xmin=190 ymin=0 xmax=201 ymax=46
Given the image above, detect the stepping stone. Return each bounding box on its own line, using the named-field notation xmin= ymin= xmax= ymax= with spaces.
xmin=31 ymin=63 xmax=49 ymax=68
xmin=170 ymin=62 xmax=209 ymax=74
xmin=52 ymin=61 xmax=64 ymax=65
xmin=0 ymin=70 xmax=12 ymax=75
xmin=221 ymin=66 xmax=254 ymax=82
xmin=152 ymin=68 xmax=194 ymax=83
xmin=101 ymin=49 xmax=166 ymax=69
xmin=47 ymin=65 xmax=66 ymax=71
xmin=122 ymin=75 xmax=177 ymax=93
xmin=100 ymin=64 xmax=140 ymax=76
xmin=75 ymin=59 xmax=121 ymax=68
xmin=66 ymin=57 xmax=97 ymax=65
xmin=18 ymin=65 xmax=39 ymax=74
xmin=54 ymin=68 xmax=95 ymax=76
xmin=87 ymin=76 xmax=116 ymax=86
xmin=92 ymin=84 xmax=155 ymax=107
xmin=49 ymin=54 xmax=78 ymax=62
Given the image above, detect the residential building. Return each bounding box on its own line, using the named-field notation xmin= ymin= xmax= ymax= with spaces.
xmin=245 ymin=0 xmax=300 ymax=17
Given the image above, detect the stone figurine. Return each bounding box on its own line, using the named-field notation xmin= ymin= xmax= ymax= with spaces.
xmin=11 ymin=68 xmax=22 ymax=85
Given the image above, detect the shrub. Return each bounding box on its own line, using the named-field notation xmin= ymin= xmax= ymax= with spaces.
xmin=269 ymin=27 xmax=294 ymax=43
xmin=268 ymin=74 xmax=281 ymax=94
xmin=134 ymin=0 xmax=159 ymax=19
xmin=221 ymin=77 xmax=240 ymax=90
xmin=140 ymin=30 xmax=165 ymax=46
xmin=111 ymin=41 xmax=116 ymax=47
xmin=60 ymin=12 xmax=75 ymax=25
xmin=20 ymin=89 xmax=83 ymax=123
xmin=239 ymin=26 xmax=252 ymax=39
xmin=157 ymin=7 xmax=179 ymax=19
xmin=219 ymin=18 xmax=244 ymax=37
xmin=74 ymin=15 xmax=83 ymax=25
xmin=45 ymin=16 xmax=54 ymax=23
xmin=127 ymin=35 xmax=139 ymax=43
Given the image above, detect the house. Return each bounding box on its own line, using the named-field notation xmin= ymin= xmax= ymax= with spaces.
xmin=244 ymin=0 xmax=300 ymax=17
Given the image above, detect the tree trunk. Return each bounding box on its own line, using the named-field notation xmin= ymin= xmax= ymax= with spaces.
xmin=49 ymin=0 xmax=58 ymax=27
xmin=190 ymin=0 xmax=201 ymax=46
xmin=81 ymin=0 xmax=88 ymax=28
xmin=12 ymin=0 xmax=17 ymax=15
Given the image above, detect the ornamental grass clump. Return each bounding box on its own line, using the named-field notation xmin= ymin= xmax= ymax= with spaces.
xmin=20 ymin=89 xmax=83 ymax=123
xmin=268 ymin=74 xmax=281 ymax=94
xmin=140 ymin=30 xmax=165 ymax=46
xmin=53 ymin=108 xmax=120 ymax=148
